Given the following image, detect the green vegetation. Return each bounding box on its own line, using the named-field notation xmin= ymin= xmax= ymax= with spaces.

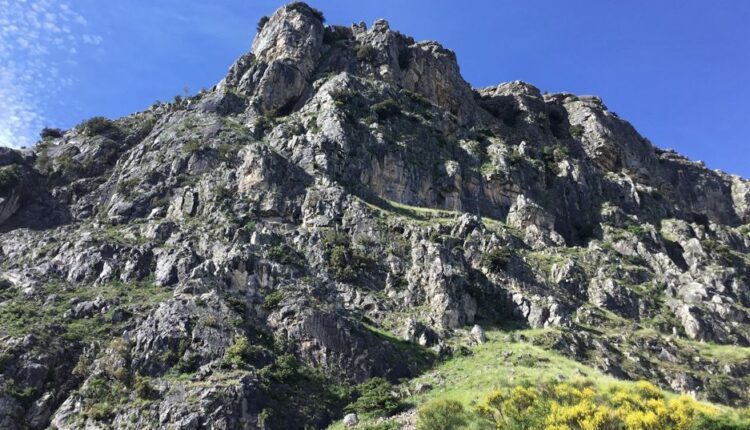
xmin=257 ymin=353 xmax=351 ymax=428
xmin=357 ymin=44 xmax=378 ymax=62
xmin=508 ymin=147 xmax=525 ymax=166
xmin=256 ymin=15 xmax=269 ymax=32
xmin=481 ymin=247 xmax=512 ymax=273
xmin=182 ymin=139 xmax=204 ymax=154
xmin=346 ymin=377 xmax=401 ymax=417
xmin=569 ymin=124 xmax=585 ymax=138
xmin=542 ymin=144 xmax=570 ymax=174
xmin=333 ymin=328 xmax=747 ymax=429
xmin=267 ymin=244 xmax=305 ymax=267
xmin=702 ymin=239 xmax=746 ymax=264
xmin=133 ymin=375 xmax=159 ymax=400
xmin=40 ymin=127 xmax=63 ymax=139
xmin=416 ymin=399 xmax=468 ymax=430
xmin=35 ymin=141 xmax=52 ymax=171
xmin=0 ymin=378 xmax=35 ymax=403
xmin=262 ymin=290 xmax=285 ymax=310
xmin=116 ymin=177 xmax=139 ymax=198
xmin=78 ymin=116 xmax=120 ymax=138
xmin=79 ymin=375 xmax=129 ymax=420
xmin=412 ymin=379 xmax=742 ymax=430
xmin=331 ymin=88 xmax=356 ymax=108
xmin=322 ymin=230 xmax=374 ymax=281
xmin=287 ymin=1 xmax=325 ymax=22
xmin=542 ymin=144 xmax=569 ymax=163
xmin=688 ymin=412 xmax=750 ymax=430
xmin=372 ymin=99 xmax=401 ymax=120
xmin=0 ymin=164 xmax=20 ymax=193
xmin=223 ymin=335 xmax=253 ymax=368
xmin=0 ymin=277 xmax=170 ymax=341
xmin=402 ymin=89 xmax=430 ymax=107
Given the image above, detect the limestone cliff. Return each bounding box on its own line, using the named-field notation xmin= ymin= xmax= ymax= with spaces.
xmin=1 ymin=3 xmax=749 ymax=429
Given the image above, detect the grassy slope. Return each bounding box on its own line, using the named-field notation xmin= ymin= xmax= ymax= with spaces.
xmin=328 ymin=327 xmax=745 ymax=429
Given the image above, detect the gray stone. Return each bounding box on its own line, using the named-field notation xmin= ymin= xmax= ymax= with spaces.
xmin=343 ymin=413 xmax=359 ymax=427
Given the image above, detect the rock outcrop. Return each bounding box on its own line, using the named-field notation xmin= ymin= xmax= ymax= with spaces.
xmin=1 ymin=2 xmax=749 ymax=428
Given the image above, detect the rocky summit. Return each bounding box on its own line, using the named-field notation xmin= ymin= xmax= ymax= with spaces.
xmin=1 ymin=2 xmax=750 ymax=429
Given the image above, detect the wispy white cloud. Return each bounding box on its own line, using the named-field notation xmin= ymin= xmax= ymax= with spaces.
xmin=0 ymin=0 xmax=100 ymax=148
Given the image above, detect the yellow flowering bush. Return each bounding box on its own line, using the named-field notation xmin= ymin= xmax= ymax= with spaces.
xmin=417 ymin=380 xmax=749 ymax=430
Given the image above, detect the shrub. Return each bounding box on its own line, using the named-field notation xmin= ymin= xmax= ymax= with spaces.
xmin=357 ymin=44 xmax=378 ymax=62
xmin=287 ymin=2 xmax=325 ymax=22
xmin=417 ymin=399 xmax=467 ymax=430
xmin=476 ymin=386 xmax=549 ymax=430
xmin=174 ymin=350 xmax=201 ymax=373
xmin=79 ymin=375 xmax=128 ymax=420
xmin=262 ymin=290 xmax=284 ymax=310
xmin=259 ymin=353 xmax=300 ymax=383
xmin=402 ymin=89 xmax=430 ymax=107
xmin=346 ymin=377 xmax=400 ymax=417
xmin=78 ymin=116 xmax=120 ymax=138
xmin=329 ymin=245 xmax=356 ymax=280
xmin=569 ymin=124 xmax=585 ymax=138
xmin=267 ymin=244 xmax=304 ymax=266
xmin=183 ymin=140 xmax=204 ymax=154
xmin=322 ymin=230 xmax=371 ymax=281
xmin=471 ymin=380 xmax=724 ymax=430
xmin=0 ymin=165 xmax=20 ymax=193
xmin=542 ymin=144 xmax=570 ymax=174
xmin=256 ymin=15 xmax=269 ymax=32
xmin=372 ymin=99 xmax=401 ymax=120
xmin=542 ymin=144 xmax=569 ymax=163
xmin=250 ymin=115 xmax=274 ymax=138
xmin=133 ymin=375 xmax=159 ymax=400
xmin=56 ymin=152 xmax=78 ymax=174
xmin=481 ymin=248 xmax=511 ymax=272
xmin=331 ymin=89 xmax=355 ymax=108
xmin=687 ymin=413 xmax=750 ymax=430
xmin=224 ymin=335 xmax=252 ymax=368
xmin=40 ymin=127 xmax=63 ymax=139
xmin=116 ymin=178 xmax=139 ymax=198
xmin=35 ymin=143 xmax=51 ymax=171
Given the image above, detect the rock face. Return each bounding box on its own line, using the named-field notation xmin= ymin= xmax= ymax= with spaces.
xmin=1 ymin=2 xmax=750 ymax=429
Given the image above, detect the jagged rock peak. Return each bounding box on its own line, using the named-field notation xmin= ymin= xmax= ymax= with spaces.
xmin=219 ymin=1 xmax=476 ymax=120
xmin=251 ymin=2 xmax=325 ymax=72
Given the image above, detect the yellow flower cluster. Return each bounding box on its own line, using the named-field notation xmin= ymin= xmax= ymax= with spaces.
xmin=474 ymin=380 xmax=719 ymax=430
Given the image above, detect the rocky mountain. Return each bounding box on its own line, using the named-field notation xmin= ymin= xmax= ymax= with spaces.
xmin=1 ymin=2 xmax=749 ymax=429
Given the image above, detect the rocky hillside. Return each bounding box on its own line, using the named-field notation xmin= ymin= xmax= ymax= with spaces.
xmin=1 ymin=2 xmax=749 ymax=429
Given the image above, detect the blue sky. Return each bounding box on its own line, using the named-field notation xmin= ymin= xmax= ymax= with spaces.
xmin=2 ymin=0 xmax=748 ymax=177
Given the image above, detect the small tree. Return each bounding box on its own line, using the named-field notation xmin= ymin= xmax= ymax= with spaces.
xmin=481 ymin=248 xmax=511 ymax=273
xmin=223 ymin=335 xmax=252 ymax=368
xmin=78 ymin=116 xmax=120 ymax=138
xmin=40 ymin=127 xmax=63 ymax=139
xmin=417 ymin=399 xmax=467 ymax=430
xmin=357 ymin=44 xmax=378 ymax=62
xmin=346 ymin=377 xmax=400 ymax=417
xmin=256 ymin=16 xmax=269 ymax=32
